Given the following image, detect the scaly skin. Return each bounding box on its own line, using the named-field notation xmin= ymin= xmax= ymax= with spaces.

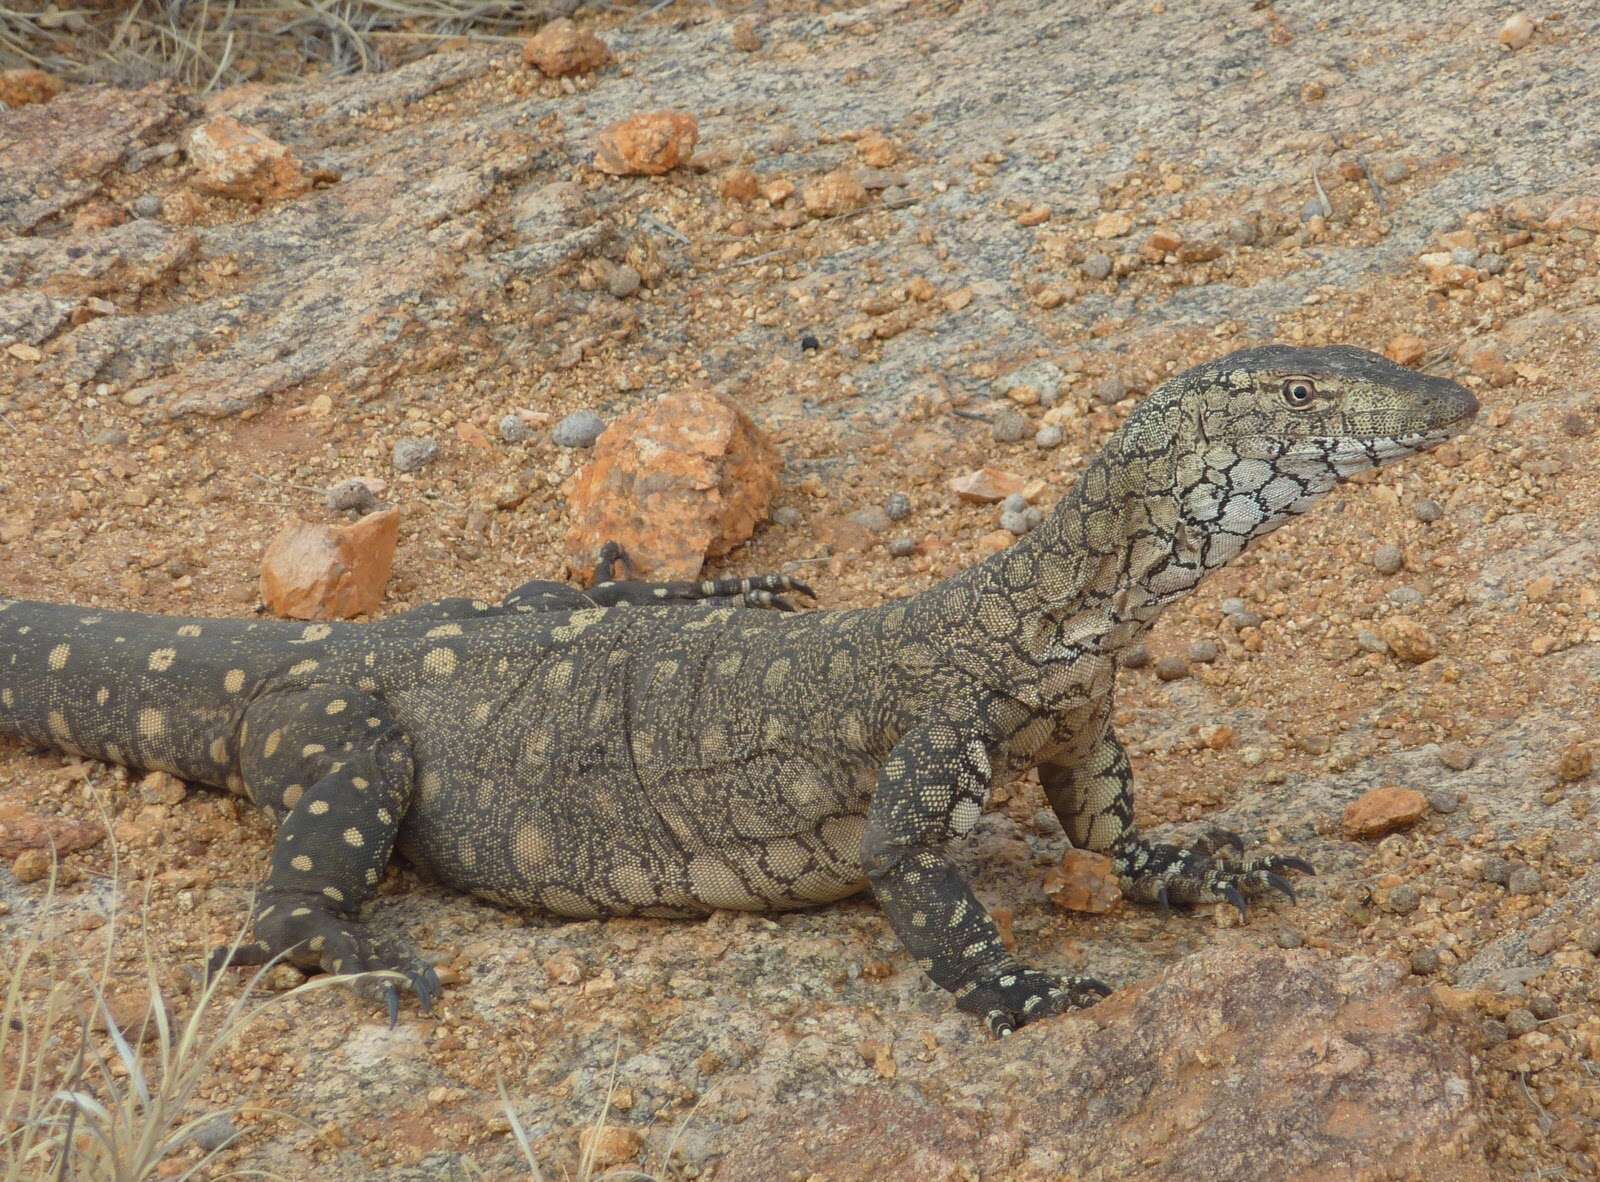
xmin=0 ymin=345 xmax=1477 ymax=1035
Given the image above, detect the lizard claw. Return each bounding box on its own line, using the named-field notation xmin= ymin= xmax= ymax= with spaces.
xmin=1274 ymin=856 xmax=1316 ymax=877
xmin=1264 ymin=872 xmax=1297 ymax=905
xmin=1155 ymin=882 xmax=1172 ymax=913
xmin=1222 ymin=882 xmax=1248 ymax=921
xmin=384 ymin=983 xmax=401 ymax=1029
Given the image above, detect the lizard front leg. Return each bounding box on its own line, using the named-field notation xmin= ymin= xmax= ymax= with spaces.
xmin=863 ymin=718 xmax=1109 ymax=1037
xmin=208 ymin=686 xmax=438 ymax=1020
xmin=1040 ymin=722 xmax=1312 ymax=916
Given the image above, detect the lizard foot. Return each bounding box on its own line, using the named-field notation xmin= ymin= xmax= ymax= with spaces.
xmin=1112 ymin=831 xmax=1314 ymax=919
xmin=207 ymin=894 xmax=440 ymax=1023
xmin=958 ymin=969 xmax=1111 ymax=1038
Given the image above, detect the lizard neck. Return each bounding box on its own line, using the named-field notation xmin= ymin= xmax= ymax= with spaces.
xmin=901 ymin=433 xmax=1222 ymax=707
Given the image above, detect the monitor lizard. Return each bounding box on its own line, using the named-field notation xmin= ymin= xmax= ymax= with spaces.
xmin=0 ymin=344 xmax=1478 ymax=1036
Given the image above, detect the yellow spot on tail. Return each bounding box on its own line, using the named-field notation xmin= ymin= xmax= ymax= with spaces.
xmin=48 ymin=712 xmax=70 ymax=742
xmin=352 ymin=776 xmax=369 ymax=790
xmin=425 ymin=623 xmax=463 ymax=638
xmin=1 ymin=689 xmax=12 ymax=708
xmin=302 ymin=743 xmax=326 ymax=758
xmin=96 ymin=687 xmax=109 ymax=706
xmin=323 ymin=887 xmax=344 ymax=903
xmin=309 ymin=800 xmax=330 ymax=815
xmin=299 ymin=625 xmax=332 ymax=643
xmin=264 ymin=729 xmax=282 ymax=757
xmin=289 ymin=659 xmax=319 ymax=677
xmin=325 ymin=699 xmax=347 ymax=715
xmin=342 ymin=828 xmax=364 ymax=847
xmin=423 ymin=647 xmax=458 ymax=678
xmin=148 ymin=648 xmax=176 ymax=672
xmin=137 ymin=708 xmax=166 ymax=740
xmin=290 ymin=855 xmax=313 ymax=872
xmin=177 ymin=624 xmax=202 ymax=638
xmin=47 ymin=644 xmax=69 ymax=671
xmin=224 ymin=669 xmax=246 ymax=694
xmin=283 ymin=784 xmax=303 ymax=808
xmin=209 ymin=737 xmax=228 ymax=764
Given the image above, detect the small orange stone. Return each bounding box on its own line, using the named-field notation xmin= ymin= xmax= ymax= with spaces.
xmin=1043 ymin=850 xmax=1121 ymax=914
xmin=594 ymin=112 xmax=698 ymax=177
xmin=521 ymin=17 xmax=610 ymax=77
xmin=1385 ymin=334 xmax=1427 ymax=367
xmin=1342 ymin=787 xmax=1429 ymax=839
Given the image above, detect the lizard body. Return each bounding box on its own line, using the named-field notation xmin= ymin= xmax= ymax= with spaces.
xmin=0 ymin=345 xmax=1477 ymax=1034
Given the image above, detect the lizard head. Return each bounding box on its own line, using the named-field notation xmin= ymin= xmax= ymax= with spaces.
xmin=1119 ymin=343 xmax=1478 ymax=564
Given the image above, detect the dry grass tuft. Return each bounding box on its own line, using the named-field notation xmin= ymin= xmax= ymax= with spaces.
xmin=0 ymin=0 xmax=556 ymax=93
xmin=0 ymin=849 xmax=347 ymax=1182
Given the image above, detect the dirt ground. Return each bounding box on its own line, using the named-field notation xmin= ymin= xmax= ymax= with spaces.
xmin=3 ymin=1 xmax=1599 ymax=1178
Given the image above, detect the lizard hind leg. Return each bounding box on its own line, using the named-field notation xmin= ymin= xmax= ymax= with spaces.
xmin=208 ymin=687 xmax=438 ymax=1020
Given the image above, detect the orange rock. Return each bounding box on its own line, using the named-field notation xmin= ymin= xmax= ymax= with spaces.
xmin=719 ymin=168 xmax=761 ymax=202
xmin=577 ymin=1124 xmax=644 ymax=1169
xmin=521 ymin=18 xmax=610 ymax=77
xmin=802 ymin=170 xmax=870 ymax=218
xmin=1143 ymin=228 xmax=1183 ymax=255
xmin=259 ymin=507 xmax=400 ymax=620
xmin=1463 ymin=344 xmax=1514 ymax=387
xmin=1380 ymin=616 xmax=1439 ymax=664
xmin=0 ymin=68 xmax=62 ymax=107
xmin=187 ymin=115 xmax=312 ymax=201
xmin=1343 ymin=786 xmax=1429 ymax=839
xmin=0 ymin=808 xmax=106 ymax=860
xmin=594 ymin=112 xmax=698 ymax=176
xmin=562 ymin=388 xmax=779 ymax=581
xmin=1043 ymin=849 xmax=1121 ymax=913
xmin=1556 ymin=741 xmax=1593 ymax=784
xmin=1093 ymin=210 xmax=1133 ymax=238
xmin=1385 ymin=334 xmax=1427 ymax=366
xmin=856 ymin=132 xmax=898 ymax=168
xmin=948 ymin=468 xmax=1046 ymax=504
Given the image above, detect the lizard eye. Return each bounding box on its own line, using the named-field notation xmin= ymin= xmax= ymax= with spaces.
xmin=1280 ymin=377 xmax=1317 ymax=409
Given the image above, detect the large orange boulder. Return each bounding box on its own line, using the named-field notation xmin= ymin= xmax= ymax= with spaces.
xmin=563 ymin=388 xmax=779 ymax=581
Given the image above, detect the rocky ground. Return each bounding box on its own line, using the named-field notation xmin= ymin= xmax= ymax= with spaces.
xmin=2 ymin=1 xmax=1599 ymax=1178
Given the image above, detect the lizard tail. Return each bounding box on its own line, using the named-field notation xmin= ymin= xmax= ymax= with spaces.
xmin=0 ymin=597 xmax=243 ymax=787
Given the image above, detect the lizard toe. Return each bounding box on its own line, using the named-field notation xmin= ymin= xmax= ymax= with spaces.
xmin=963 ymin=969 xmax=1109 ymax=1038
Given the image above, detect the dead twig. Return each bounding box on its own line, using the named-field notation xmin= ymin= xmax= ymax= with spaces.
xmin=1311 ymin=166 xmax=1333 ymax=219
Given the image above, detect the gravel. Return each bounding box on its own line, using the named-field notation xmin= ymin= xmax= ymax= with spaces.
xmin=499 ymin=413 xmax=535 ymax=443
xmin=1035 ymin=424 xmax=1063 ymax=449
xmin=553 ymin=409 xmax=606 ymax=448
xmin=1094 ymin=376 xmax=1127 ymax=406
xmin=131 ymin=194 xmax=163 ymax=218
xmin=1373 ymin=544 xmax=1403 ymax=574
xmin=1154 ymin=655 xmax=1189 ymax=681
xmin=1081 ymin=252 xmax=1113 ymax=280
xmin=887 ymin=537 xmax=917 ymax=557
xmin=324 ymin=478 xmax=383 ymax=514
xmin=884 ymin=492 xmax=912 ymax=521
xmin=991 ymin=409 xmax=1029 ymax=444
xmin=1412 ymin=498 xmax=1444 ymax=522
xmin=1507 ymin=867 xmax=1543 ymax=896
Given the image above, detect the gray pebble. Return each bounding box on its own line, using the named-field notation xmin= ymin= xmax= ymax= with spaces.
xmin=1408 ymin=948 xmax=1439 ymax=975
xmin=1356 ymin=629 xmax=1389 ymax=654
xmin=1426 ymin=789 xmax=1461 ymax=815
xmin=1121 ymin=644 xmax=1150 ymax=670
xmin=887 ymin=537 xmax=917 ymax=558
xmin=1081 ymin=252 xmax=1113 ymax=280
xmin=884 ymin=492 xmax=912 ymax=521
xmin=1481 ymin=857 xmax=1513 ymax=885
xmin=499 ymin=413 xmax=534 ymax=444
xmin=1225 ymin=216 xmax=1258 ymax=246
xmin=1480 ymin=1018 xmax=1509 ymax=1044
xmin=771 ymin=506 xmax=802 ymax=527
xmin=991 ymin=409 xmax=1029 ymax=444
xmin=90 ymin=428 xmax=130 ymax=447
xmin=1300 ymin=197 xmax=1326 ymax=222
xmin=1000 ymin=509 xmax=1031 ymax=536
xmin=1093 ymin=376 xmax=1126 ymax=406
xmin=1154 ymin=655 xmax=1189 ymax=681
xmin=1385 ymin=884 xmax=1421 ymax=915
xmin=1373 ymin=544 xmax=1403 ymax=574
xmin=1220 ymin=597 xmax=1247 ymax=617
xmin=1380 ymin=160 xmax=1409 ymax=184
xmin=552 ymin=409 xmax=605 ymax=448
xmin=607 ymin=264 xmax=642 ymax=299
xmin=1579 ymin=928 xmax=1600 ymax=956
xmin=1229 ymin=609 xmax=1263 ymax=630
xmin=325 ymin=478 xmax=383 ymax=514
xmin=1449 ymin=247 xmax=1478 ymax=268
xmin=1412 ymin=498 xmax=1443 ymax=522
xmin=1035 ymin=424 xmax=1063 ymax=449
xmin=132 ymin=194 xmax=163 ymax=218
xmin=1505 ymin=1008 xmax=1538 ymax=1038
xmin=1023 ymin=506 xmax=1043 ymax=531
xmin=850 ymin=507 xmax=892 ymax=534
xmin=1276 ymin=928 xmax=1303 ymax=949
xmin=391 ymin=437 xmax=438 ymax=473
xmin=1388 ymin=586 xmax=1424 ymax=607
xmin=1529 ymin=994 xmax=1558 ymax=1020
xmin=1000 ymin=492 xmax=1029 ymax=515
xmin=1479 ymin=252 xmax=1507 ymax=275
xmin=1188 ymin=639 xmax=1219 ymax=663
xmin=1507 ymin=866 xmax=1543 ymax=895
xmin=192 ymin=1115 xmax=238 ymax=1152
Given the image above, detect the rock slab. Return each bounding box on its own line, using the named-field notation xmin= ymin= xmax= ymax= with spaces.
xmin=258 ymin=507 xmax=400 ymax=619
xmin=722 ymin=947 xmax=1488 ymax=1181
